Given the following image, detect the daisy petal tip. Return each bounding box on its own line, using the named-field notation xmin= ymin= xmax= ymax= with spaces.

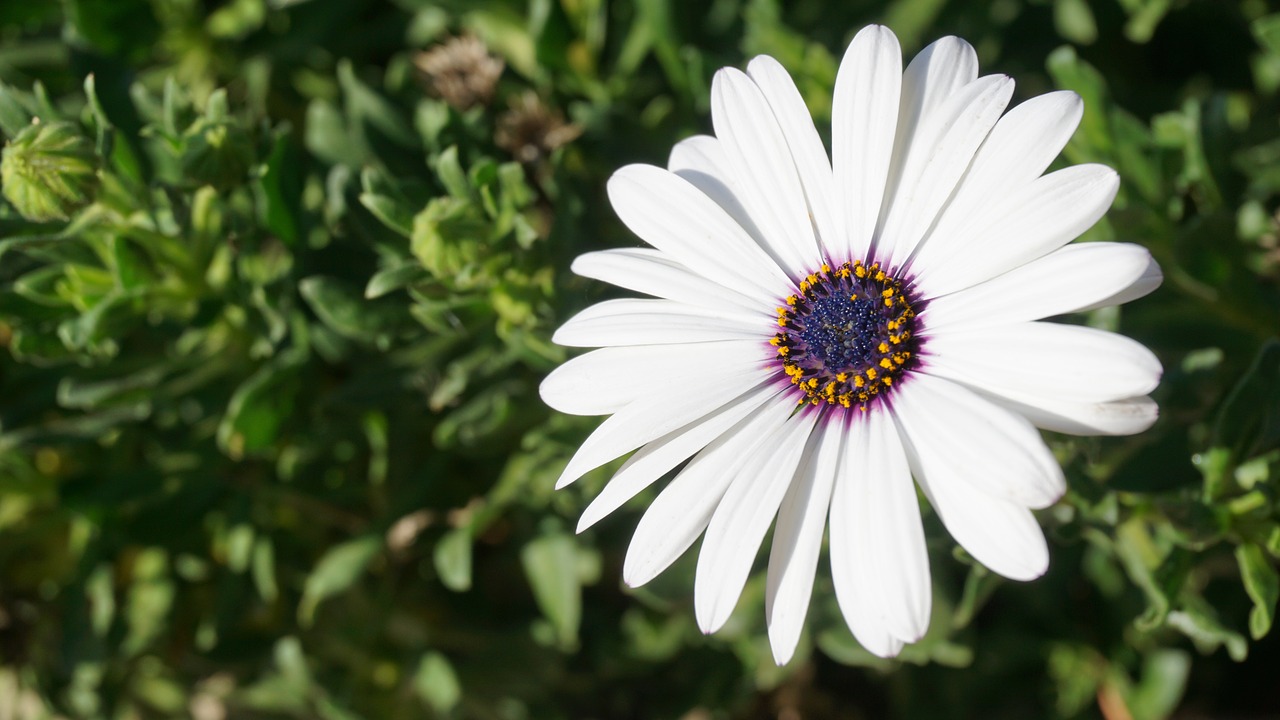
xmin=861 ymin=634 xmax=905 ymax=660
xmin=746 ymin=54 xmax=784 ymax=75
xmin=844 ymin=24 xmax=901 ymax=65
xmin=766 ymin=605 xmax=805 ymax=666
xmin=769 ymin=636 xmax=799 ymax=667
xmin=694 ymin=593 xmax=732 ymax=635
xmin=620 ymin=557 xmax=650 ymax=590
xmin=1026 ymin=486 xmax=1067 ymax=512
xmin=553 ymin=470 xmax=578 ymax=491
xmin=574 ymin=510 xmax=600 ymax=535
xmin=605 ymin=163 xmax=663 ymax=201
xmin=990 ymin=543 xmax=1050 ymax=583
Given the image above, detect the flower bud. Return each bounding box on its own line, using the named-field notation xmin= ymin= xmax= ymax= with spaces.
xmin=1 ymin=121 xmax=99 ymax=222
xmin=180 ymin=94 xmax=255 ymax=191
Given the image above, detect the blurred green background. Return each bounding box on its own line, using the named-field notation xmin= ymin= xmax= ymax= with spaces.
xmin=0 ymin=0 xmax=1278 ymax=717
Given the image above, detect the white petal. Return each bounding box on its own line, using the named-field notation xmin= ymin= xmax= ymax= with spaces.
xmin=552 ymin=299 xmax=764 ymax=347
xmin=540 ymin=340 xmax=768 ymax=416
xmin=869 ymin=35 xmax=977 ymax=264
xmin=896 ymin=410 xmax=1050 ymax=581
xmin=921 ymin=242 xmax=1157 ymax=330
xmin=913 ymin=164 xmax=1119 ymax=297
xmin=746 ymin=55 xmax=842 ymax=259
xmin=765 ymin=414 xmax=842 ymax=664
xmin=828 ymin=414 xmax=904 ymax=658
xmin=608 ymin=164 xmax=791 ymax=298
xmin=980 ymin=390 xmax=1159 ymax=436
xmin=908 ymin=91 xmax=1085 ymax=274
xmin=572 ymin=248 xmax=770 ymax=316
xmin=845 ymin=409 xmax=931 ymax=642
xmin=623 ymin=397 xmax=795 ymax=587
xmin=576 ymin=383 xmax=781 ymax=532
xmin=832 ymin=25 xmax=902 ymax=263
xmin=922 ymin=322 xmax=1162 ymax=403
xmin=875 ymin=74 xmax=1015 ymax=269
xmin=890 ymin=374 xmax=1064 ymax=510
xmin=555 ymin=365 xmax=775 ymax=489
xmin=695 ymin=408 xmax=820 ymax=633
xmin=1075 ymin=252 xmax=1163 ymax=312
xmin=895 ymin=36 xmax=980 ymax=147
xmin=711 ymin=68 xmax=821 ymax=279
xmin=667 ymin=135 xmax=767 ymax=248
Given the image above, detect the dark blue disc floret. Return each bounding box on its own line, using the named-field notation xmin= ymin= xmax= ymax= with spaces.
xmin=772 ymin=260 xmax=919 ymax=410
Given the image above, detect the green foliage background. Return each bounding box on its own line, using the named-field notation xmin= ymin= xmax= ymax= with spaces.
xmin=0 ymin=0 xmax=1278 ymax=717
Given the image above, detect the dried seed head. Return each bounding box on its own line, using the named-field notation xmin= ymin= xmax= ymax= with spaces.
xmin=495 ymin=91 xmax=582 ymax=164
xmin=413 ymin=35 xmax=504 ymax=111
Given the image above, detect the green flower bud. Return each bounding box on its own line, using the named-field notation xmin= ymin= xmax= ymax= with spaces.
xmin=180 ymin=117 xmax=255 ymax=191
xmin=1 ymin=121 xmax=100 ymax=222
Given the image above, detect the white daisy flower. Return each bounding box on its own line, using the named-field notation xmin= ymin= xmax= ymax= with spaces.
xmin=540 ymin=25 xmax=1163 ymax=664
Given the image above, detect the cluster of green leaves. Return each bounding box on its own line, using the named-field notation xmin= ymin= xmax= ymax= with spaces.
xmin=0 ymin=0 xmax=1277 ymax=718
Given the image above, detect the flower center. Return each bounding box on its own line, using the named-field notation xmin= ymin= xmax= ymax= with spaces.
xmin=772 ymin=261 xmax=918 ymax=410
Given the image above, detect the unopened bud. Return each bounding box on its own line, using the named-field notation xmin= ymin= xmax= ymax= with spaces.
xmin=1 ymin=121 xmax=99 ymax=222
xmin=180 ymin=107 xmax=254 ymax=191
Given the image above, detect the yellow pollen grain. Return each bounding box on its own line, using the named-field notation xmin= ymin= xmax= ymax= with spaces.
xmin=836 ymin=372 xmax=848 ymax=382
xmin=878 ymin=342 xmax=889 ymax=353
xmin=866 ymin=368 xmax=878 ymax=380
xmin=879 ymin=358 xmax=893 ymax=370
xmin=853 ymin=376 xmax=865 ymax=388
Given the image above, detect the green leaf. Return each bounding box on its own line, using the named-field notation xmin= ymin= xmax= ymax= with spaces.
xmin=57 ymin=364 xmax=168 ymax=410
xmin=1127 ymin=649 xmax=1191 ymax=720
xmin=1054 ymin=0 xmax=1098 ymax=44
xmin=1236 ymin=543 xmax=1279 ymax=640
xmin=1047 ymin=46 xmax=1112 ymax=162
xmin=217 ymin=348 xmax=306 ymax=459
xmin=256 ymin=132 xmax=302 ymax=245
xmin=433 ymin=146 xmax=470 ymax=199
xmin=520 ymin=530 xmax=581 ymax=649
xmin=298 ymin=535 xmax=382 ymax=627
xmin=1123 ymin=0 xmax=1173 ymax=43
xmin=299 ymin=275 xmax=409 ymax=344
xmin=358 ymin=166 xmax=416 ymax=237
xmin=0 ymin=80 xmax=34 ymax=137
xmin=433 ymin=527 xmax=472 ymax=592
xmin=365 ymin=262 xmax=429 ymax=299
xmin=1215 ymin=339 xmax=1280 ymax=460
xmin=336 ymin=59 xmax=418 ymax=150
xmin=253 ymin=537 xmax=279 ymax=603
xmin=412 ymin=652 xmax=461 ymax=714
xmin=1166 ymin=605 xmax=1248 ymax=661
